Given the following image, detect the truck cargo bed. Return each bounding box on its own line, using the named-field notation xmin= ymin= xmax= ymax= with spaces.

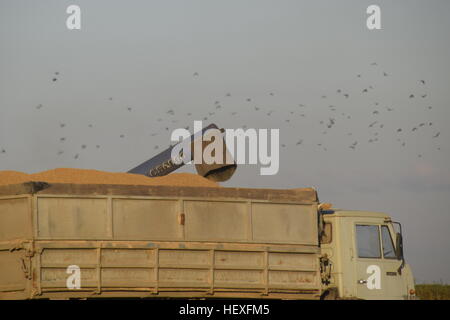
xmin=0 ymin=182 xmax=321 ymax=300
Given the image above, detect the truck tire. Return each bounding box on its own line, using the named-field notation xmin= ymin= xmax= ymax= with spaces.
xmin=321 ymin=288 xmax=339 ymax=300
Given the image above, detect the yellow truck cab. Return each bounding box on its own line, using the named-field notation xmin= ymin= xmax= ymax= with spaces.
xmin=320 ymin=209 xmax=416 ymax=300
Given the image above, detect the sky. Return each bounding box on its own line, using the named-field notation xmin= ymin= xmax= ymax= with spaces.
xmin=0 ymin=0 xmax=449 ymax=284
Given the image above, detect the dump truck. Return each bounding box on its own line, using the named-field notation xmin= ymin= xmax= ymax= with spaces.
xmin=0 ymin=181 xmax=415 ymax=300
xmin=0 ymin=124 xmax=415 ymax=299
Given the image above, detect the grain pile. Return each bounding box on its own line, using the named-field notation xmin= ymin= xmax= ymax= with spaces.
xmin=0 ymin=168 xmax=220 ymax=187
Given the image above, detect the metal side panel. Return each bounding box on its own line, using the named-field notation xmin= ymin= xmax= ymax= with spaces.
xmin=0 ymin=249 xmax=27 ymax=292
xmin=36 ymin=196 xmax=110 ymax=240
xmin=31 ymin=241 xmax=321 ymax=299
xmin=0 ymin=196 xmax=33 ymax=241
xmin=34 ymin=195 xmax=318 ymax=245
xmin=0 ymin=241 xmax=34 ymax=300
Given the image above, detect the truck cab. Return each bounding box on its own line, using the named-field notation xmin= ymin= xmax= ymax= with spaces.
xmin=320 ymin=209 xmax=415 ymax=300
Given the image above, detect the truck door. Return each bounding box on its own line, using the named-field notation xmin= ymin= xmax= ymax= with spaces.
xmin=379 ymin=225 xmax=405 ymax=299
xmin=354 ymin=224 xmax=405 ymax=299
xmin=354 ymin=224 xmax=384 ymax=299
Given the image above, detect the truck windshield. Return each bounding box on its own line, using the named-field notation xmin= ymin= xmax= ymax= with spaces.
xmin=381 ymin=225 xmax=396 ymax=259
xmin=356 ymin=225 xmax=381 ymax=258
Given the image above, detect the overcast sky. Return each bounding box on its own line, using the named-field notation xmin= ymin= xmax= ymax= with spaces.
xmin=1 ymin=0 xmax=449 ymax=283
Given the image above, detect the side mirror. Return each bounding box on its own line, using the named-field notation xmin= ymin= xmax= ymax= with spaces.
xmin=395 ymin=232 xmax=404 ymax=260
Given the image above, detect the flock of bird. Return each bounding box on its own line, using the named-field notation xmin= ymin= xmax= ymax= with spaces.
xmin=0 ymin=63 xmax=443 ymax=162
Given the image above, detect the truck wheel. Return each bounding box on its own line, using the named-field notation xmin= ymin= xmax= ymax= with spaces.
xmin=321 ymin=288 xmax=338 ymax=300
